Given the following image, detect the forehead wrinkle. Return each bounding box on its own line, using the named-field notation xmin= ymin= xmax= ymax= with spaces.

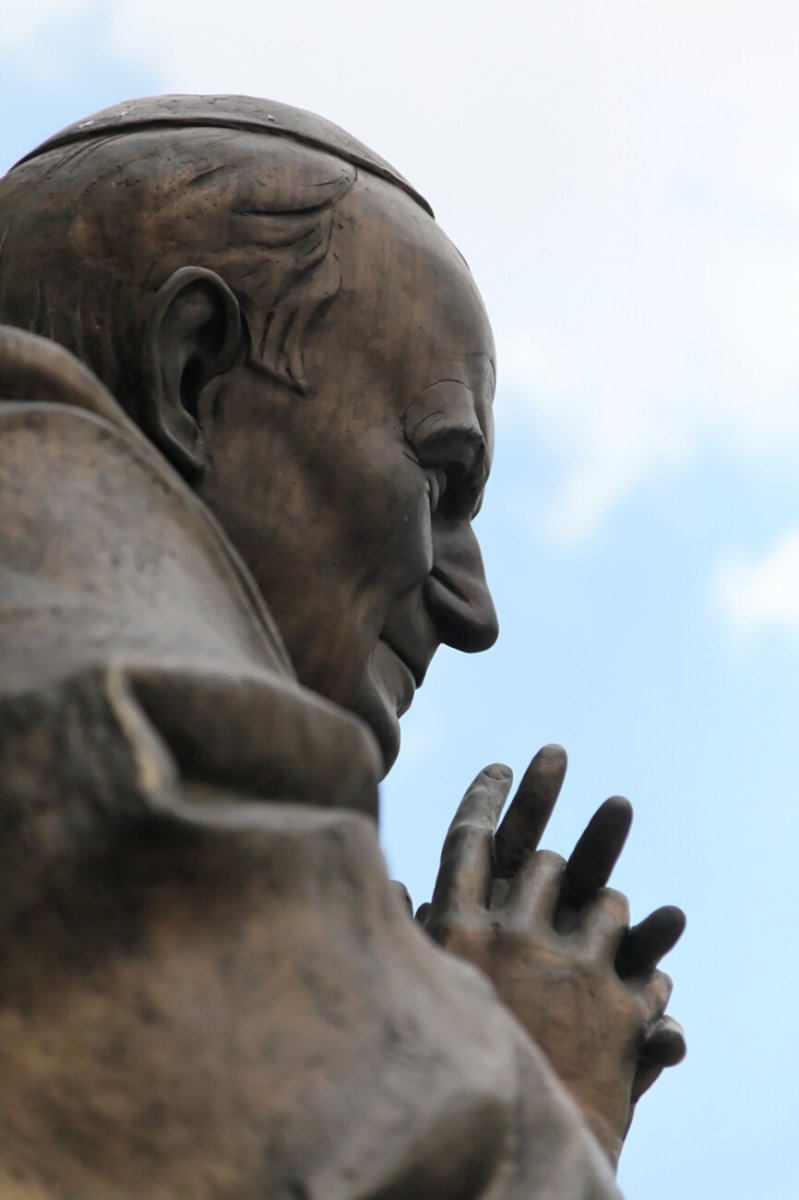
xmin=410 ymin=360 xmax=493 ymax=414
xmin=433 ymin=350 xmax=494 ymax=383
xmin=414 ymin=376 xmax=475 ymax=394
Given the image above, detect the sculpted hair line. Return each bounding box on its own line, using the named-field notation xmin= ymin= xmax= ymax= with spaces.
xmin=0 ymin=127 xmax=359 ymax=414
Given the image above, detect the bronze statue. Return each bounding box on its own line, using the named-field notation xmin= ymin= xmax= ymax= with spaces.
xmin=0 ymin=96 xmax=684 ymax=1198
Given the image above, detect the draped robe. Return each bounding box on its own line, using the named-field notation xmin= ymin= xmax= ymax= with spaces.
xmin=0 ymin=328 xmax=618 ymax=1200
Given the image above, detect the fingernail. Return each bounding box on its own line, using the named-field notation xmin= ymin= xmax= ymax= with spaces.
xmin=484 ymin=764 xmax=511 ymax=781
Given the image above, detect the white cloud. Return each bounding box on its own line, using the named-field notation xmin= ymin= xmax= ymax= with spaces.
xmin=0 ymin=0 xmax=98 ymax=85
xmin=712 ymin=529 xmax=799 ymax=635
xmin=6 ymin=0 xmax=799 ymax=540
xmin=0 ymin=0 xmax=93 ymax=51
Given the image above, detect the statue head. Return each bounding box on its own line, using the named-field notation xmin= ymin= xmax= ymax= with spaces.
xmin=0 ymin=96 xmax=498 ymax=771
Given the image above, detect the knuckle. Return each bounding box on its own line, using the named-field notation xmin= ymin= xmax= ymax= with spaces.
xmin=638 ymin=964 xmax=667 ymax=1012
xmin=655 ymin=968 xmax=674 ymax=1001
xmin=536 ymin=849 xmax=566 ymax=870
xmin=439 ymin=836 xmax=486 ymax=878
xmin=601 ymin=886 xmax=631 ymax=922
xmin=448 ymin=815 xmax=492 ymax=839
xmin=427 ymin=909 xmax=481 ymax=949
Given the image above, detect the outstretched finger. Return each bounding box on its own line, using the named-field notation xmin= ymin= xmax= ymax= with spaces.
xmin=615 ymin=905 xmax=686 ymax=978
xmin=560 ymin=796 xmax=632 ymax=908
xmin=632 ymin=1016 xmax=687 ymax=1102
xmin=430 ymin=764 xmax=513 ymax=913
xmin=643 ymin=1015 xmax=687 ymax=1066
xmin=493 ymin=745 xmax=567 ymax=878
xmin=505 ymin=849 xmax=566 ymax=921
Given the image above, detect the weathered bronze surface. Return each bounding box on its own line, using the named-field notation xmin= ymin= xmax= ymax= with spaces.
xmin=0 ymin=96 xmax=684 ymax=1198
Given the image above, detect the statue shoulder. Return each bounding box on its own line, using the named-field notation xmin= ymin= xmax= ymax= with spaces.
xmin=0 ymin=324 xmax=291 ymax=679
xmin=0 ymin=324 xmax=381 ymax=832
xmin=0 ymin=324 xmax=131 ymax=426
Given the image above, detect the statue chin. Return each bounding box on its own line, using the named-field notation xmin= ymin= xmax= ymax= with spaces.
xmin=360 ymin=640 xmax=417 ymax=775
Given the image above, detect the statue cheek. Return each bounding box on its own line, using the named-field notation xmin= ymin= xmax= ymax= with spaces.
xmin=392 ymin=488 xmax=435 ymax=586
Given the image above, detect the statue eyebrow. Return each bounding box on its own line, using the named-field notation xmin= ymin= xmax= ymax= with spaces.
xmin=410 ymin=417 xmax=485 ymax=460
xmin=403 ymin=372 xmax=493 ymax=513
xmin=410 ymin=421 xmax=489 ymax=518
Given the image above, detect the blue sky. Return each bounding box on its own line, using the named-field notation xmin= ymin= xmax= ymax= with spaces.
xmin=2 ymin=4 xmax=799 ymax=1195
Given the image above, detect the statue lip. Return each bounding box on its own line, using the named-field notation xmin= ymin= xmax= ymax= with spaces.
xmin=378 ymin=634 xmax=430 ymax=691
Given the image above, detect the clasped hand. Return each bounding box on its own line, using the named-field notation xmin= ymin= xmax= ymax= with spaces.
xmin=416 ymin=746 xmax=685 ymax=1165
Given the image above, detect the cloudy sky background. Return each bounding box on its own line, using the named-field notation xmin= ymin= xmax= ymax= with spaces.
xmin=3 ymin=3 xmax=799 ymax=1195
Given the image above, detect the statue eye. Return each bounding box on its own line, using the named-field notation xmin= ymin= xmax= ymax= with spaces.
xmin=426 ymin=467 xmax=448 ymax=513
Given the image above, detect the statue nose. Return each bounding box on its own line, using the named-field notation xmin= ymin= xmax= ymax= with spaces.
xmin=424 ymin=523 xmax=499 ymax=653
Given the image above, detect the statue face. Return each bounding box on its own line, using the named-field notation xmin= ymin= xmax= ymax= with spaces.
xmin=197 ymin=176 xmax=498 ymax=771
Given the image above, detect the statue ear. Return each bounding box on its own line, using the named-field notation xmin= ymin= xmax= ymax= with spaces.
xmin=143 ymin=267 xmax=242 ymax=476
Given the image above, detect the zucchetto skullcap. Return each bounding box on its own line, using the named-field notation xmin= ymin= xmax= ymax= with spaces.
xmin=14 ymin=93 xmax=433 ymax=217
